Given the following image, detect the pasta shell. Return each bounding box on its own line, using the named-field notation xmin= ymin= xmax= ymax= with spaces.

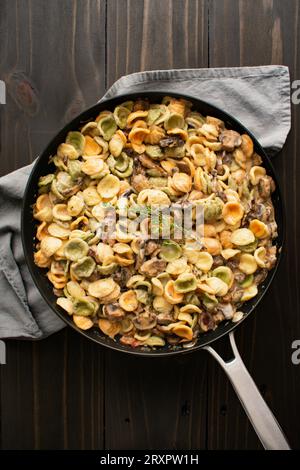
xmin=222 ymin=202 xmax=244 ymax=225
xmin=34 ymin=250 xmax=51 ymax=268
xmin=83 ymin=187 xmax=101 ymax=206
xmin=231 ymin=228 xmax=255 ymax=246
xmin=172 ymin=324 xmax=193 ymax=341
xmin=81 ymin=158 xmax=105 ymax=176
xmin=153 ymin=295 xmax=173 ymax=313
xmin=113 ymin=105 xmax=131 ymax=129
xmin=128 ymin=127 xmax=150 ymax=145
xmin=221 ymin=248 xmax=241 ymax=260
xmin=127 ymin=110 xmax=148 ymax=127
xmin=97 ymin=174 xmax=120 ymax=199
xmin=166 ymin=257 xmax=188 ymax=276
xmin=109 ymin=130 xmax=127 ymax=157
xmin=66 ymin=131 xmax=85 ymax=154
xmin=98 ymin=319 xmax=121 ymax=339
xmin=71 ymin=256 xmax=96 ymax=278
xmin=64 ymin=238 xmax=89 ymax=261
xmin=249 ymin=166 xmax=266 ymax=185
xmin=174 ymin=273 xmax=197 ymax=293
xmin=57 ymin=297 xmax=73 ymax=315
xmin=73 ymin=297 xmax=97 ymax=316
xmin=57 ymin=142 xmax=79 ymax=160
xmin=249 ymin=219 xmax=269 ymax=239
xmin=194 ymin=251 xmax=213 ymax=272
xmin=119 ymin=290 xmax=138 ymax=312
xmin=171 ymin=173 xmax=192 ymax=193
xmin=254 ymin=246 xmax=267 ymax=268
xmin=241 ymin=134 xmax=254 ymax=158
xmin=180 ymin=304 xmax=202 ymax=314
xmin=52 ymin=204 xmax=72 ymax=221
xmin=144 ymin=125 xmax=165 ymax=144
xmin=206 ymin=277 xmax=229 ymax=296
xmin=100 ymin=284 xmax=121 ymax=303
xmin=73 ymin=315 xmax=94 ymax=330
xmin=151 ymin=278 xmax=164 ymax=296
xmin=241 ymin=285 xmax=258 ymax=302
xmin=164 ymin=113 xmax=185 ymax=130
xmin=212 ymin=266 xmax=233 ymax=286
xmin=88 ymin=278 xmax=117 ymax=298
xmin=160 ymin=240 xmax=182 ymax=262
xmin=36 ymin=222 xmax=48 ymax=241
xmin=67 ymin=195 xmax=85 ymax=217
xmin=164 ymin=280 xmax=184 ymax=304
xmin=48 ymin=223 xmax=70 ymax=239
xmin=201 ymin=237 xmax=221 ymax=256
xmin=144 ymin=336 xmax=166 ymax=347
xmin=66 ymin=280 xmax=86 ymax=299
xmin=40 ymin=236 xmax=62 ymax=258
xmin=96 ymin=242 xmax=114 ymax=263
xmin=97 ymin=115 xmax=117 ymax=141
xmin=239 ymin=253 xmax=258 ymax=274
xmin=83 ymin=135 xmax=101 ymax=156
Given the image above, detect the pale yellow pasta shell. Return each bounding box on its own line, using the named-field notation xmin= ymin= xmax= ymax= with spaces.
xmin=221 ymin=248 xmax=241 ymax=260
xmin=164 ymin=280 xmax=184 ymax=305
xmin=153 ymin=295 xmax=173 ymax=313
xmin=119 ymin=290 xmax=138 ymax=312
xmin=194 ymin=251 xmax=213 ymax=272
xmin=166 ymin=257 xmax=189 ymax=276
xmin=67 ymin=195 xmax=85 ymax=217
xmin=73 ymin=315 xmax=94 ymax=330
xmin=249 ymin=166 xmax=266 ymax=185
xmin=254 ymin=246 xmax=267 ymax=268
xmin=97 ymin=174 xmax=120 ymax=199
xmin=47 ymin=223 xmax=70 ymax=239
xmin=81 ymin=158 xmax=105 ymax=176
xmin=98 ymin=319 xmax=120 ymax=339
xmin=239 ymin=253 xmax=258 ymax=275
xmin=231 ymin=228 xmax=255 ymax=246
xmin=88 ymin=278 xmax=116 ymax=298
xmin=40 ymin=236 xmax=62 ymax=258
xmin=241 ymin=285 xmax=258 ymax=302
xmin=57 ymin=297 xmax=74 ymax=315
xmin=206 ymin=277 xmax=229 ymax=296
xmin=172 ymin=172 xmax=192 ymax=193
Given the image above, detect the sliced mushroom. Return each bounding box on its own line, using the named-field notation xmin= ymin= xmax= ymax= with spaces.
xmin=219 ymin=130 xmax=242 ymax=151
xmin=104 ymin=303 xmax=126 ymax=320
xmin=199 ymin=312 xmax=215 ymax=332
xmin=133 ymin=311 xmax=157 ymax=330
xmin=254 ymin=268 xmax=268 ymax=285
xmin=156 ymin=312 xmax=175 ymax=325
xmin=144 ymin=240 xmax=159 ymax=256
xmin=138 ymin=154 xmax=167 ymax=175
xmin=140 ymin=257 xmax=167 ymax=277
xmin=113 ymin=266 xmax=135 ymax=288
xmin=257 ymin=175 xmax=275 ymax=199
xmin=131 ymin=174 xmax=151 ymax=193
xmin=216 ymin=303 xmax=234 ymax=320
xmin=159 ymin=136 xmax=184 ymax=148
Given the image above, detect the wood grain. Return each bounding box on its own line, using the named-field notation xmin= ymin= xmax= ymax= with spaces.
xmin=207 ymin=0 xmax=300 ymax=449
xmin=0 ymin=0 xmax=106 ymax=449
xmin=1 ymin=0 xmax=300 ymax=450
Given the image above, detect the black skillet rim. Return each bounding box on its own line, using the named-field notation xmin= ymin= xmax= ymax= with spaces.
xmin=21 ymin=91 xmax=285 ymax=357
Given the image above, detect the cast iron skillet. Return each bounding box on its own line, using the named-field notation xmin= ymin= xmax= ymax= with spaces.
xmin=21 ymin=91 xmax=289 ymax=449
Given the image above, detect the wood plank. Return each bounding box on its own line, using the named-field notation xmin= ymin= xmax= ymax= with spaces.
xmin=105 ymin=0 xmax=209 ymax=450
xmin=107 ymin=0 xmax=208 ymax=86
xmin=208 ymin=0 xmax=300 ymax=449
xmin=0 ymin=0 xmax=106 ymax=449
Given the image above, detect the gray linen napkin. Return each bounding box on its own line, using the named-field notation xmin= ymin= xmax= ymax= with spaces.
xmin=0 ymin=65 xmax=291 ymax=339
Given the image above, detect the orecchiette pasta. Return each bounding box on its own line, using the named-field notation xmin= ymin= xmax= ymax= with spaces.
xmin=33 ymin=96 xmax=278 ymax=349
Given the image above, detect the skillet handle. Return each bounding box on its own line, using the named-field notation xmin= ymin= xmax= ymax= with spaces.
xmin=204 ymin=331 xmax=290 ymax=450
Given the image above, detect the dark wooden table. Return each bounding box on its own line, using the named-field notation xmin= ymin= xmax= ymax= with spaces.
xmin=0 ymin=0 xmax=299 ymax=450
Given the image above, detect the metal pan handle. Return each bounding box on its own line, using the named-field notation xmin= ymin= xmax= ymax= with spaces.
xmin=204 ymin=331 xmax=290 ymax=450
